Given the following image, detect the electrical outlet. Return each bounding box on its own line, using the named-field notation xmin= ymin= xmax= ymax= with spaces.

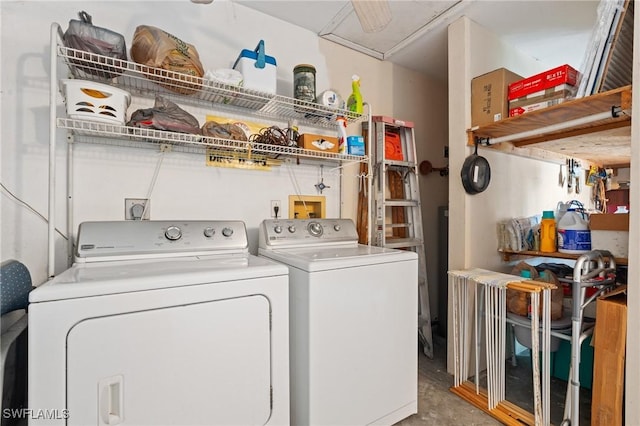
xmin=125 ymin=198 xmax=150 ymax=220
xmin=271 ymin=200 xmax=281 ymax=219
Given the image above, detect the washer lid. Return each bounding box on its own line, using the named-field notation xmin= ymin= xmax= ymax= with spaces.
xmin=30 ymin=254 xmax=287 ymax=303
xmin=259 ymin=244 xmax=417 ymax=272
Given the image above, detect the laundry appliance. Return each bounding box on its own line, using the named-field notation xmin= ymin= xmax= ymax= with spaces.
xmin=258 ymin=218 xmax=418 ymax=426
xmin=29 ymin=220 xmax=289 ymax=426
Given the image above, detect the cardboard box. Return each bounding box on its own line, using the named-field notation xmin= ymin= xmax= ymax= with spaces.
xmin=508 ymin=84 xmax=576 ymax=104
xmin=471 ymin=68 xmax=523 ymax=127
xmin=297 ymin=133 xmax=339 ymax=153
xmin=591 ymin=286 xmax=627 ymax=426
xmin=508 ymin=87 xmax=575 ymax=109
xmin=509 ymin=97 xmax=568 ymax=117
xmin=508 ymin=64 xmax=579 ymax=100
xmin=589 ymin=213 xmax=629 ymax=257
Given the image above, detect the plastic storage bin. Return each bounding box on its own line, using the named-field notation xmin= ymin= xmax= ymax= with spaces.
xmin=61 ymin=79 xmax=130 ymax=124
xmin=233 ymin=40 xmax=277 ymax=94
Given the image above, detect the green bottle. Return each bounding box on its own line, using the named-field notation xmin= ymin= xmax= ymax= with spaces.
xmin=347 ymin=74 xmax=363 ymax=114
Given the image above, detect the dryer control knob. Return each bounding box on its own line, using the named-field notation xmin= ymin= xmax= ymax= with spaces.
xmin=222 ymin=227 xmax=234 ymax=237
xmin=203 ymin=227 xmax=215 ymax=238
xmin=274 ymin=226 xmax=283 ymax=234
xmin=308 ymin=222 xmax=323 ymax=237
xmin=288 ymin=225 xmax=296 ymax=233
xmin=165 ymin=226 xmax=182 ymax=241
xmin=334 ymin=224 xmax=341 ymax=232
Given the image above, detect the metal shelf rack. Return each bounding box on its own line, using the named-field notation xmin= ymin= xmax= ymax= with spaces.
xmin=47 ymin=23 xmax=372 ymax=277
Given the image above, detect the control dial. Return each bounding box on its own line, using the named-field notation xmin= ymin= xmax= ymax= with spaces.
xmin=203 ymin=227 xmax=215 ymax=238
xmin=334 ymin=224 xmax=341 ymax=232
xmin=288 ymin=225 xmax=296 ymax=233
xmin=274 ymin=225 xmax=283 ymax=234
xmin=222 ymin=227 xmax=234 ymax=237
xmin=165 ymin=225 xmax=182 ymax=241
xmin=308 ymin=222 xmax=323 ymax=237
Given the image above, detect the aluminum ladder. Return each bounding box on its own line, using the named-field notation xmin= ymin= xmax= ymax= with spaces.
xmin=365 ymin=116 xmax=434 ymax=359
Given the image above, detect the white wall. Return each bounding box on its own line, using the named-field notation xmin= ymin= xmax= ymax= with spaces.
xmin=1 ymin=0 xmax=449 ymax=317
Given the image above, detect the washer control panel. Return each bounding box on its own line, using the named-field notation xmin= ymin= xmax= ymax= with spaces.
xmin=259 ymin=218 xmax=358 ymax=248
xmin=76 ymin=220 xmax=248 ymax=260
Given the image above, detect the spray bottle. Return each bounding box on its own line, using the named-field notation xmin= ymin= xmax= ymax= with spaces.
xmin=336 ymin=116 xmax=348 ymax=154
xmin=347 ymin=74 xmax=363 ymax=114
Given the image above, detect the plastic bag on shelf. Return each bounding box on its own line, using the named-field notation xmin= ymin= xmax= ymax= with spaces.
xmin=201 ymin=121 xmax=248 ymax=141
xmin=127 ymin=96 xmax=201 ymax=135
xmin=63 ymin=11 xmax=127 ymax=79
xmin=130 ymin=25 xmax=204 ymax=95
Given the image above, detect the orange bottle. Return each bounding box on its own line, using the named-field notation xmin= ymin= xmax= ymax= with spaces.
xmin=539 ymin=211 xmax=556 ymax=253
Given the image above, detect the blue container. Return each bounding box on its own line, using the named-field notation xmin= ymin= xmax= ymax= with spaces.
xmin=347 ymin=135 xmax=365 ymax=156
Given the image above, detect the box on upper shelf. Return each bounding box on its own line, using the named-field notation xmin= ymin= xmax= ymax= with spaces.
xmin=471 ymin=68 xmax=523 ymax=127
xmin=508 ymin=64 xmax=579 ymax=100
xmin=508 ymin=84 xmax=576 ymax=117
xmin=297 ymin=133 xmax=339 ymax=153
xmin=589 ymin=213 xmax=629 ymax=258
xmin=509 ymin=97 xmax=568 ymax=117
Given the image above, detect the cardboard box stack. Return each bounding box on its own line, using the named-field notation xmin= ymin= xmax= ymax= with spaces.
xmin=508 ymin=64 xmax=579 ymax=117
xmin=471 ymin=68 xmax=523 ymax=127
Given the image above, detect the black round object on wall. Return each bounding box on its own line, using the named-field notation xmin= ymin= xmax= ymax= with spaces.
xmin=460 ymin=141 xmax=491 ymax=194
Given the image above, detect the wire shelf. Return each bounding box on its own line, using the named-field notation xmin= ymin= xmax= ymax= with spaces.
xmin=57 ymin=45 xmax=366 ymax=129
xmin=58 ymin=118 xmax=369 ymax=163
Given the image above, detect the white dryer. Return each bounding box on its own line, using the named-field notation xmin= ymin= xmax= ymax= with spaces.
xmin=258 ymin=218 xmax=418 ymax=426
xmin=29 ymin=220 xmax=289 ymax=426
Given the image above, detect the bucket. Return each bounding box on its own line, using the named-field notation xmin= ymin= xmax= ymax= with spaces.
xmin=557 ymin=209 xmax=591 ymax=254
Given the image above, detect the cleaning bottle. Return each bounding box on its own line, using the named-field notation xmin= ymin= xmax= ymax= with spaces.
xmin=336 ymin=116 xmax=348 ymax=154
xmin=557 ymin=208 xmax=591 ymax=254
xmin=539 ymin=210 xmax=557 ymax=253
xmin=347 ymin=74 xmax=363 ymax=114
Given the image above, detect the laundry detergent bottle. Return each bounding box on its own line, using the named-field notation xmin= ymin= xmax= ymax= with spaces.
xmin=539 ymin=210 xmax=557 ymax=253
xmin=557 ymin=209 xmax=591 ymax=254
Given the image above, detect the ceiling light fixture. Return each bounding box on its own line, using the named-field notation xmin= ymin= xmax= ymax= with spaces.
xmin=351 ymin=0 xmax=392 ymax=33
xmin=191 ymin=0 xmax=214 ymax=4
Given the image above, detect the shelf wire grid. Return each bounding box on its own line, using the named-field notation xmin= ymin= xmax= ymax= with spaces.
xmin=58 ymin=118 xmax=368 ymax=162
xmin=57 ymin=45 xmax=365 ymax=128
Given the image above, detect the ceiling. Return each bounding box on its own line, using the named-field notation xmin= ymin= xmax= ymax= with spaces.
xmin=235 ymin=0 xmax=600 ymax=81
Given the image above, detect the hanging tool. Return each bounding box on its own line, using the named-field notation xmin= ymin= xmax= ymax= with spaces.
xmin=315 ymin=165 xmax=330 ymax=194
xmin=559 ymin=164 xmax=566 ymax=187
xmin=567 ymin=159 xmax=574 ymax=193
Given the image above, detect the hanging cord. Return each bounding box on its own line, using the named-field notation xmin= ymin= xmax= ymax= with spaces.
xmin=1 ymin=182 xmax=68 ymax=240
xmin=285 ymin=160 xmax=308 ymax=218
xmin=592 ymin=178 xmax=607 ymax=213
xmin=249 ymin=126 xmax=297 ymax=146
xmin=141 ymin=151 xmax=165 ymax=219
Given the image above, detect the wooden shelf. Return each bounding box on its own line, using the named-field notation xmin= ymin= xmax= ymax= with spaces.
xmin=468 ymin=86 xmax=632 ymax=167
xmin=499 ymin=249 xmax=627 ymax=266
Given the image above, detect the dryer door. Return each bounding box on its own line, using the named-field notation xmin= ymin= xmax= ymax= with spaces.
xmin=66 ymin=295 xmax=272 ymax=426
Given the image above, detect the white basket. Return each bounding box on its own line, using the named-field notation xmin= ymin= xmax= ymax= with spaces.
xmin=61 ymin=79 xmax=131 ymax=124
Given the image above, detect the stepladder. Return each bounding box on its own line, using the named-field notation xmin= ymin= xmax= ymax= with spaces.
xmin=363 ymin=116 xmax=434 ymax=359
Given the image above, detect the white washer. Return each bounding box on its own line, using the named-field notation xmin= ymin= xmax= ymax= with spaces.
xmin=258 ymin=218 xmax=418 ymax=426
xmin=29 ymin=220 xmax=289 ymax=426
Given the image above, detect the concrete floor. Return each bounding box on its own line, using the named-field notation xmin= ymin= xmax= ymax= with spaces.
xmin=397 ymin=335 xmax=592 ymax=425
